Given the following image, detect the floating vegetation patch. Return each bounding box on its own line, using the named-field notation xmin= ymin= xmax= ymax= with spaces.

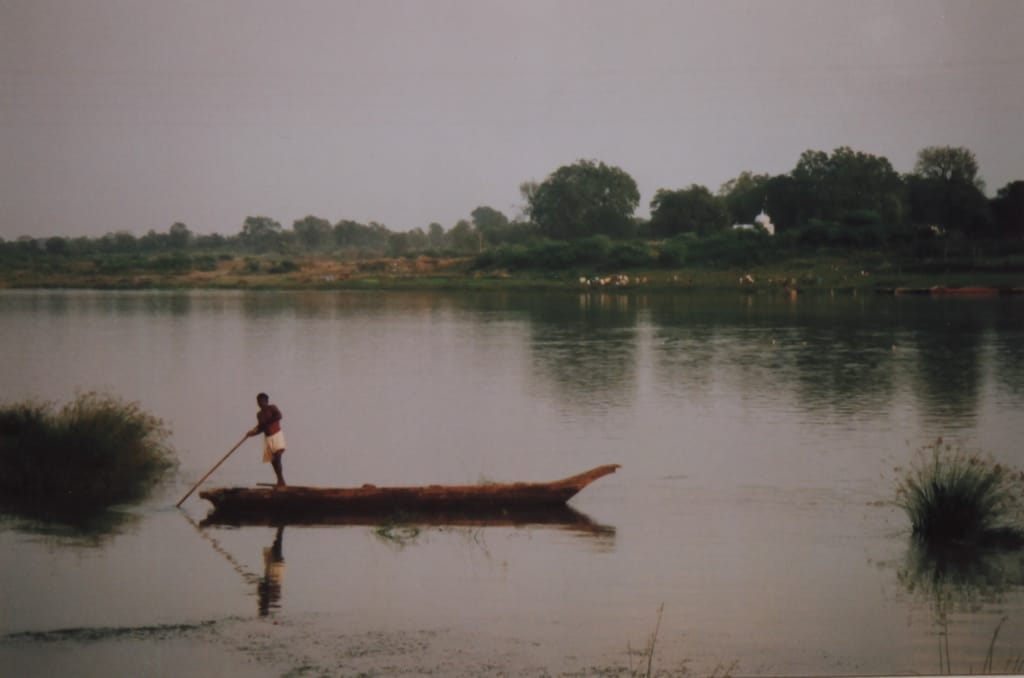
xmin=0 ymin=392 xmax=177 ymax=523
xmin=374 ymin=521 xmax=422 ymax=546
xmin=895 ymin=438 xmax=1024 ymax=548
xmin=4 ymin=619 xmax=220 ymax=643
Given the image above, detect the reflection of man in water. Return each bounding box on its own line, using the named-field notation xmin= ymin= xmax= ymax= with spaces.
xmin=258 ymin=526 xmax=285 ymax=616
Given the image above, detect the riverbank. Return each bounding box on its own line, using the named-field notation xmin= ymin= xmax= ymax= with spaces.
xmin=3 ymin=254 xmax=1024 ymax=294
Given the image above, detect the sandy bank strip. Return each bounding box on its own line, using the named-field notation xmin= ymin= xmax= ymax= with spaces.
xmin=1 ymin=614 xmax=647 ymax=676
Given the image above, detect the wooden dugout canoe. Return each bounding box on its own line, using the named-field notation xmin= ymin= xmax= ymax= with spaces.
xmin=199 ymin=464 xmax=620 ymax=520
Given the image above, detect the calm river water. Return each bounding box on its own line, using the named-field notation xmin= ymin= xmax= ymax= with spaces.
xmin=1 ymin=289 xmax=1022 ymax=676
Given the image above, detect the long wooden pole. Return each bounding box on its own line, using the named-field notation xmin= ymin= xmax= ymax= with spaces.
xmin=175 ymin=434 xmax=249 ymax=508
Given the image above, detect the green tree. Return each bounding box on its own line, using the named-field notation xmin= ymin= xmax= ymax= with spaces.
xmin=914 ymin=146 xmax=985 ymax=189
xmin=427 ymin=222 xmax=445 ymax=249
xmin=791 ymin=146 xmax=906 ymax=226
xmin=527 ymin=160 xmax=640 ymax=240
xmin=471 ymin=206 xmax=509 ymax=246
xmin=830 ymin=147 xmax=905 ymax=225
xmin=387 ymin=231 xmax=411 ymax=257
xmin=334 ymin=220 xmax=390 ymax=252
xmin=407 ymin=227 xmax=429 ymax=251
xmin=719 ymin=171 xmax=771 ymax=225
xmin=763 ymin=175 xmax=802 ymax=233
xmin=293 ymin=215 xmax=332 ymax=251
xmin=44 ymin=236 xmax=68 ymax=256
xmin=168 ymin=222 xmax=192 ymax=249
xmin=518 ymin=181 xmax=539 ymax=220
xmin=649 ymin=184 xmax=729 ymax=237
xmin=69 ymin=236 xmax=95 ymax=256
xmin=139 ymin=229 xmax=169 ymax=252
xmin=909 ymin=146 xmax=989 ymax=236
xmin=194 ymin=232 xmax=226 ymax=250
xmin=446 ymin=220 xmax=478 ymax=252
xmin=102 ymin=231 xmax=138 ymax=254
xmin=488 ymin=220 xmax=540 ymax=246
xmin=240 ymin=216 xmax=283 ymax=253
xmin=991 ymin=181 xmax=1024 ymax=238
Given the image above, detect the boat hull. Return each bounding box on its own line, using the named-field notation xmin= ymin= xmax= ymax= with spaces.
xmin=199 ymin=464 xmax=619 ymax=521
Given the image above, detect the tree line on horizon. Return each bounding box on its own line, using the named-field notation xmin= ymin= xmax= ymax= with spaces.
xmin=3 ymin=144 xmax=1023 ymax=270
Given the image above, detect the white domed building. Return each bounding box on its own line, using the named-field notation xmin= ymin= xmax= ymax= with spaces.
xmin=732 ymin=208 xmax=776 ymax=236
xmin=753 ymin=209 xmax=775 ymax=235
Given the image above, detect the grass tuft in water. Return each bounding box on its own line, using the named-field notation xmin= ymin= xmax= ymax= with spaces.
xmin=895 ymin=438 xmax=1024 ymax=547
xmin=625 ymin=603 xmax=737 ymax=678
xmin=374 ymin=521 xmax=422 ymax=546
xmin=0 ymin=392 xmax=176 ymax=517
xmin=627 ymin=603 xmax=664 ymax=678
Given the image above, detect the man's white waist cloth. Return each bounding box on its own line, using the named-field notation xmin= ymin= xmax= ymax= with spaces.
xmin=263 ymin=431 xmax=286 ymax=462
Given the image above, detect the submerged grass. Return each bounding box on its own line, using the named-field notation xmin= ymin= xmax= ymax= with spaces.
xmin=373 ymin=519 xmax=422 ymax=547
xmin=895 ymin=438 xmax=1024 ymax=547
xmin=625 ymin=604 xmax=737 ymax=678
xmin=0 ymin=392 xmax=176 ymax=518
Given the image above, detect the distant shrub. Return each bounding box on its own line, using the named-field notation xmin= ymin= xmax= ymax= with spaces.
xmin=572 ymin=235 xmax=613 ymax=265
xmin=895 ymin=438 xmax=1024 ymax=547
xmin=912 ymin=235 xmax=945 ymax=258
xmin=487 ymin=220 xmax=540 ymax=246
xmin=0 ymin=393 xmax=176 ymax=517
xmin=688 ymin=230 xmax=771 ymax=267
xmin=486 ymin=245 xmax=531 ymax=270
xmin=797 ymin=221 xmax=835 ymax=247
xmin=530 ymin=240 xmax=576 ymax=269
xmin=658 ymin=236 xmax=690 ymax=267
xmin=149 ymin=253 xmax=192 ymax=273
xmin=94 ymin=255 xmax=145 ymax=274
xmin=840 ymin=209 xmax=882 ymax=227
xmin=478 ymin=237 xmax=654 ymax=272
xmin=268 ymin=259 xmax=299 ymax=274
xmin=193 ymin=255 xmax=218 ymax=272
xmin=854 ymin=224 xmax=885 ymax=248
xmin=606 ymin=240 xmax=654 ymax=269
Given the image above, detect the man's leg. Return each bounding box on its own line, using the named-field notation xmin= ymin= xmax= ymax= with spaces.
xmin=271 ymin=450 xmax=286 ymax=486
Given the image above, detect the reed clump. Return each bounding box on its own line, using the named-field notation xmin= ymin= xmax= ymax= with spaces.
xmin=0 ymin=392 xmax=176 ymax=515
xmin=895 ymin=438 xmax=1024 ymax=547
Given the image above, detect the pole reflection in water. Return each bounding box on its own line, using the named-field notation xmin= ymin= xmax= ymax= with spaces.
xmin=258 ymin=526 xmax=285 ymax=617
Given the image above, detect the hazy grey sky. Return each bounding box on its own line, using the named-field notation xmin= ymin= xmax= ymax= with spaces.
xmin=2 ymin=0 xmax=1022 ymax=239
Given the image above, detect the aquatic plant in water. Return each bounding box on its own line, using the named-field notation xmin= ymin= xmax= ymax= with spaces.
xmin=0 ymin=392 xmax=176 ymax=518
xmin=374 ymin=521 xmax=422 ymax=547
xmin=895 ymin=438 xmax=1024 ymax=547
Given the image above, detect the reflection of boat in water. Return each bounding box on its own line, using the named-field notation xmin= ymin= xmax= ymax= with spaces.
xmin=199 ymin=464 xmax=619 ymax=523
xmin=202 ymin=502 xmax=616 ymax=538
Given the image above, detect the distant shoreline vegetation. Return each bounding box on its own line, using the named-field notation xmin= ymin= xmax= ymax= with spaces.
xmin=1 ymin=146 xmax=1022 ymax=288
xmin=0 ymin=393 xmax=176 ymax=523
xmin=2 ymin=247 xmax=1023 ymax=294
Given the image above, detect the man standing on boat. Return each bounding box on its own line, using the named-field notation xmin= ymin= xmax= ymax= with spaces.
xmin=248 ymin=392 xmax=286 ymax=486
